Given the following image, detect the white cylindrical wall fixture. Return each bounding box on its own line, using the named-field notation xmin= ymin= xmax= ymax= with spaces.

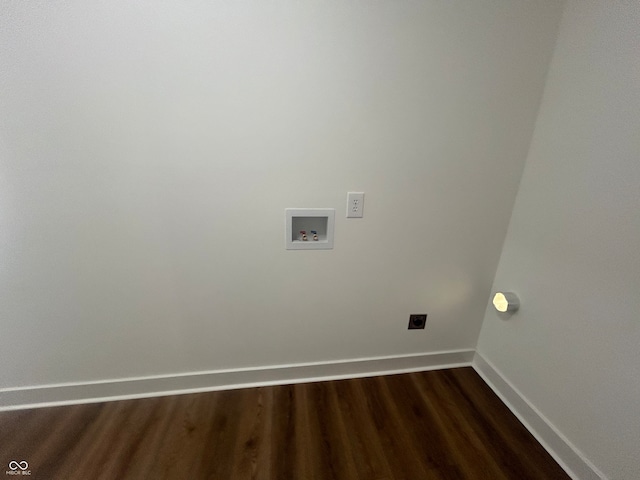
xmin=492 ymin=292 xmax=520 ymax=313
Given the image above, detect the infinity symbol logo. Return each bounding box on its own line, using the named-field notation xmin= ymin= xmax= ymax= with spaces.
xmin=8 ymin=461 xmax=28 ymax=471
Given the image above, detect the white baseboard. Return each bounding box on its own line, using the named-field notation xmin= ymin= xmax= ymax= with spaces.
xmin=0 ymin=349 xmax=474 ymax=411
xmin=1 ymin=349 xmax=607 ymax=480
xmin=472 ymin=352 xmax=606 ymax=480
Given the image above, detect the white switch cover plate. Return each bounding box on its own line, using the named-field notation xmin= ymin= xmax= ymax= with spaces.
xmin=346 ymin=192 xmax=364 ymax=218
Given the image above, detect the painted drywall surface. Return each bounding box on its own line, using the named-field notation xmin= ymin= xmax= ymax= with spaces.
xmin=477 ymin=1 xmax=640 ymax=479
xmin=0 ymin=1 xmax=562 ymax=387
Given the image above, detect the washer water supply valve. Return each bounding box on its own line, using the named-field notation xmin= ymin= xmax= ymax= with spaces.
xmin=310 ymin=230 xmax=318 ymax=241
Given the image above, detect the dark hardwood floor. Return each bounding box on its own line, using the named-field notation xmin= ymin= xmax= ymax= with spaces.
xmin=0 ymin=367 xmax=569 ymax=479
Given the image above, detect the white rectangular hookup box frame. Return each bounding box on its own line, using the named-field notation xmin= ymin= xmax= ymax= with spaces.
xmin=285 ymin=208 xmax=335 ymax=250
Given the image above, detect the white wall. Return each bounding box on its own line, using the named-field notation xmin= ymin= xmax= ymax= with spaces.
xmin=477 ymin=1 xmax=640 ymax=479
xmin=0 ymin=1 xmax=562 ymax=388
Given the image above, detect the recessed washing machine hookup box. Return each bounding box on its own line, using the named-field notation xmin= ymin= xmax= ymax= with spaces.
xmin=285 ymin=208 xmax=335 ymax=250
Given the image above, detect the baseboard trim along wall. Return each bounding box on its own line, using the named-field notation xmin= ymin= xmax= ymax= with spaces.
xmin=472 ymin=352 xmax=606 ymax=480
xmin=0 ymin=349 xmax=474 ymax=411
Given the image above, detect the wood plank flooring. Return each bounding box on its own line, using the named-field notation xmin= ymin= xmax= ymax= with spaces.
xmin=0 ymin=367 xmax=570 ymax=479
